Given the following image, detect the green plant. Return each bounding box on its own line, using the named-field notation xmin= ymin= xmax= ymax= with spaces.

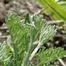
xmin=0 ymin=12 xmax=66 ymax=66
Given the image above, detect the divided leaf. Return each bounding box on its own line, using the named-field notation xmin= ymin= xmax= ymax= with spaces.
xmin=36 ymin=47 xmax=66 ymax=66
xmin=6 ymin=12 xmax=30 ymax=65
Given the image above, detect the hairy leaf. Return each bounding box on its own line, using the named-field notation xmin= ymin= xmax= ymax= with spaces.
xmin=36 ymin=47 xmax=66 ymax=66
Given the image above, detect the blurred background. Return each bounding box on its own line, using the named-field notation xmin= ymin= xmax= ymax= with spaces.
xmin=0 ymin=0 xmax=38 ymax=42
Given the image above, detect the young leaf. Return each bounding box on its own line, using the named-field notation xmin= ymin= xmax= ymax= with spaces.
xmin=6 ymin=12 xmax=30 ymax=66
xmin=36 ymin=47 xmax=66 ymax=66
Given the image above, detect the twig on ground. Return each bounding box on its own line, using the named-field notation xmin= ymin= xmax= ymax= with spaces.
xmin=58 ymin=59 xmax=66 ymax=66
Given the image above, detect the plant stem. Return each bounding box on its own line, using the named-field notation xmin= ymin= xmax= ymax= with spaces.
xmin=29 ymin=42 xmax=42 ymax=61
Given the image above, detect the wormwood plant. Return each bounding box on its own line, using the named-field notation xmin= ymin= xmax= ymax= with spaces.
xmin=0 ymin=12 xmax=66 ymax=66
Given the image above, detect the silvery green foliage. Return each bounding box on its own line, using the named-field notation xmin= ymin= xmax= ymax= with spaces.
xmin=36 ymin=47 xmax=66 ymax=66
xmin=0 ymin=12 xmax=65 ymax=66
